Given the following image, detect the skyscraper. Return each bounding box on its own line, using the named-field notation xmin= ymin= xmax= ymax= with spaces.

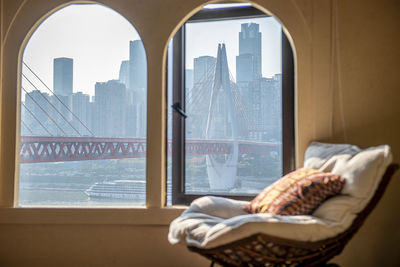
xmin=186 ymin=56 xmax=216 ymax=138
xmin=193 ymin=56 xmax=216 ymax=86
xmin=129 ymin=40 xmax=146 ymax=90
xmin=93 ymin=80 xmax=127 ymax=137
xmin=247 ymin=77 xmax=281 ymax=141
xmin=236 ymin=23 xmax=261 ymax=83
xmin=24 ymin=90 xmax=53 ymax=135
xmin=71 ymin=92 xmax=91 ymax=136
xmin=113 ymin=40 xmax=148 ymax=138
xmin=186 ymin=69 xmax=194 ymax=93
xmin=119 ymin=60 xmax=130 ymax=87
xmin=53 ymin=57 xmax=73 ymax=96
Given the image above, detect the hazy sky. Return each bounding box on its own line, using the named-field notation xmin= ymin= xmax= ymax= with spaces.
xmin=23 ymin=4 xmax=281 ymax=97
xmin=186 ymin=17 xmax=281 ymax=79
xmin=23 ymin=4 xmax=139 ymax=97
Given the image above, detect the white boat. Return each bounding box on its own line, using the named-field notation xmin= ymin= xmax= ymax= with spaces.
xmin=85 ymin=180 xmax=145 ymax=200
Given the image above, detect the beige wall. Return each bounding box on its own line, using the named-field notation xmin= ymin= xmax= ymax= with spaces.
xmin=0 ymin=0 xmax=399 ymax=266
xmin=330 ymin=1 xmax=400 ymax=266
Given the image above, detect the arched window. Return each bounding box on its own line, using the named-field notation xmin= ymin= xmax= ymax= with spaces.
xmin=167 ymin=3 xmax=294 ymax=205
xmin=19 ymin=4 xmax=147 ymax=207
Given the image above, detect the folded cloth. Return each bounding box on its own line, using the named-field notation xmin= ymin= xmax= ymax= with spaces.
xmin=168 ymin=195 xmax=354 ymax=248
xmin=168 ymin=142 xmax=392 ymax=249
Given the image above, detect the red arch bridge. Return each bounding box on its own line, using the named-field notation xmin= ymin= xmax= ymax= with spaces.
xmin=19 ymin=136 xmax=280 ymax=163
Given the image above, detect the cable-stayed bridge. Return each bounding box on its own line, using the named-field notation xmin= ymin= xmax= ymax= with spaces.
xmin=20 ymin=44 xmax=280 ymax=191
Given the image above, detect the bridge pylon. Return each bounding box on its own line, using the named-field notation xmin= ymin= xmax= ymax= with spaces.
xmin=205 ymin=43 xmax=239 ymax=190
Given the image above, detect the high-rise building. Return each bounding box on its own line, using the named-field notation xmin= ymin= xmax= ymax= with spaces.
xmin=186 ymin=69 xmax=194 ymax=93
xmin=186 ymin=56 xmax=216 ymax=138
xmin=119 ymin=60 xmax=130 ymax=88
xmin=71 ymin=92 xmax=91 ymax=136
xmin=129 ymin=40 xmax=146 ymax=90
xmin=193 ymin=56 xmax=216 ymax=86
xmin=93 ymin=80 xmax=126 ymax=137
xmin=24 ymin=90 xmax=53 ymax=135
xmin=53 ymin=57 xmax=73 ymax=96
xmin=247 ymin=76 xmax=281 ymax=141
xmin=236 ymin=23 xmax=261 ymax=83
xmin=50 ymin=94 xmax=73 ymax=135
xmin=125 ymin=88 xmax=146 ymax=138
xmin=236 ymin=54 xmax=254 ymax=83
xmin=116 ymin=41 xmax=147 ymax=137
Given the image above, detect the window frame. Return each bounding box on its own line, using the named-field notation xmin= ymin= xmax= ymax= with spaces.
xmin=15 ymin=3 xmax=150 ymax=208
xmin=169 ymin=5 xmax=295 ymax=205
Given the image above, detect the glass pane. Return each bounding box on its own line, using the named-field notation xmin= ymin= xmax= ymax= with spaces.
xmin=19 ymin=4 xmax=147 ymax=206
xmin=166 ymin=39 xmax=173 ymax=206
xmin=185 ymin=16 xmax=282 ymax=195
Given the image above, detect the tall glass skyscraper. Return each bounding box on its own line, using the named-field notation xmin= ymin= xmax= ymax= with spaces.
xmin=53 ymin=57 xmax=73 ymax=96
xmin=193 ymin=56 xmax=216 ymax=86
xmin=236 ymin=23 xmax=261 ymax=83
xmin=129 ymin=40 xmax=146 ymax=90
xmin=93 ymin=80 xmax=127 ymax=137
xmin=119 ymin=60 xmax=130 ymax=87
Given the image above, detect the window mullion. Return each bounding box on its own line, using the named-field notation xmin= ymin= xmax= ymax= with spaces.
xmin=171 ymin=27 xmax=186 ymax=205
xmin=282 ymin=31 xmax=295 ymax=175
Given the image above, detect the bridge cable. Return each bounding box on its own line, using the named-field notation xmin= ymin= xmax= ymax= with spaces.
xmin=187 ymin=66 xmax=214 ymax=107
xmin=228 ymin=70 xmax=250 ymax=136
xmin=21 ymin=119 xmax=35 ymax=135
xmin=187 ymin=85 xmax=210 ymax=137
xmin=186 ymin=64 xmax=214 ymax=106
xmin=231 ymin=82 xmax=250 ymax=135
xmin=22 ymin=74 xmax=82 ymax=136
xmin=195 ymin=79 xmax=214 ymax=136
xmin=186 ymin=67 xmax=215 ymax=136
xmin=185 ymin=56 xmax=253 ymax=141
xmin=21 ymin=102 xmax=53 ymax=136
xmin=22 ymin=62 xmax=95 ymax=136
xmin=22 ymin=86 xmax=68 ymax=136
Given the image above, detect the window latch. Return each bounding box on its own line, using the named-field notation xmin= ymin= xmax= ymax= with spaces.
xmin=171 ymin=102 xmax=187 ymax=118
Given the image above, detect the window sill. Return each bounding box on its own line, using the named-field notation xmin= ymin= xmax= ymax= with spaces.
xmin=0 ymin=206 xmax=187 ymax=225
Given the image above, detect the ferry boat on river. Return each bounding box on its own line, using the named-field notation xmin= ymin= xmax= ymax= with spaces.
xmin=85 ymin=180 xmax=146 ymax=200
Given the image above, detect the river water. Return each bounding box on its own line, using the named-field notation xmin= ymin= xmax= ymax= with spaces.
xmin=18 ymin=158 xmax=279 ymax=207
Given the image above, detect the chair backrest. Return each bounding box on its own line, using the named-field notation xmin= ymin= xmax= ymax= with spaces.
xmin=302 ymin=163 xmax=399 ymax=265
xmin=333 ymin=163 xmax=398 ymax=245
xmin=187 ymin=163 xmax=399 ymax=267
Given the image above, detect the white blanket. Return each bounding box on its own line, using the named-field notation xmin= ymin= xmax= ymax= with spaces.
xmin=168 ymin=142 xmax=392 ymax=249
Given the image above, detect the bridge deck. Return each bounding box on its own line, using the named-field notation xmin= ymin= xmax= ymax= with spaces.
xmin=19 ymin=136 xmax=279 ymax=163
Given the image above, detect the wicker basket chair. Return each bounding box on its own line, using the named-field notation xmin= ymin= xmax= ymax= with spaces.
xmin=188 ymin=163 xmax=399 ymax=267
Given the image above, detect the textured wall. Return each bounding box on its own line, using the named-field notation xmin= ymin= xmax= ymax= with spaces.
xmin=331 ymin=0 xmax=400 ymax=266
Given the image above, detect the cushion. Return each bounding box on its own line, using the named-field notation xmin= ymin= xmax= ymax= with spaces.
xmin=244 ymin=168 xmax=345 ymax=215
xmin=305 ymin=142 xmax=392 ymax=223
xmin=168 ymin=142 xmax=392 ymax=249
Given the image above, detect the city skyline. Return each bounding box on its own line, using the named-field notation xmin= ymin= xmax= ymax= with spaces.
xmin=185 ymin=22 xmax=282 ymax=142
xmin=21 ymin=3 xmax=282 ymax=143
xmin=23 ymin=4 xmax=140 ymax=97
xmin=17 ymin=2 xmax=285 ymax=210
xmin=22 ymin=19 xmax=281 ymax=140
xmin=22 ymin=35 xmax=147 ymax=138
xmin=22 ymin=4 xmax=281 ymax=97
xmin=185 ymin=16 xmax=281 ymax=80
